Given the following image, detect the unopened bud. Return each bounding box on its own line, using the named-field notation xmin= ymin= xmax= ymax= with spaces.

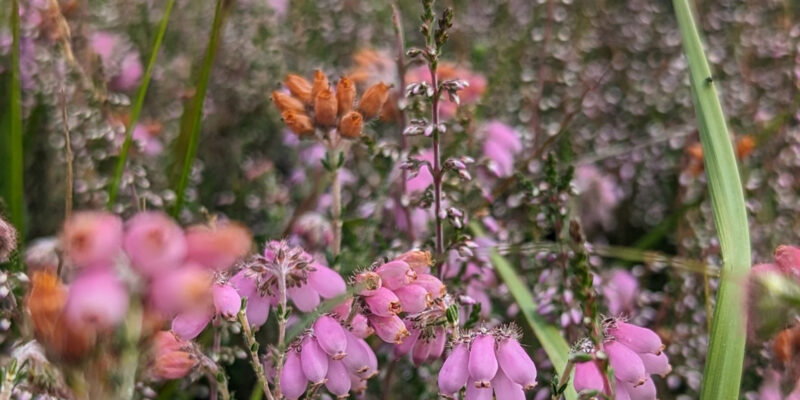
xmin=336 ymin=77 xmax=356 ymax=115
xmin=271 ymin=91 xmax=305 ymax=114
xmin=314 ymin=87 xmax=338 ymax=126
xmin=339 ymin=111 xmax=364 ymax=139
xmin=282 ymin=110 xmax=314 ymax=136
xmin=311 ymin=69 xmax=329 ymax=100
xmin=358 ymin=82 xmax=391 ymax=119
xmin=285 ymin=74 xmax=313 ymax=104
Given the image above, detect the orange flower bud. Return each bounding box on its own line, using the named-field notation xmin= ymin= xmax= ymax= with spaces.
xmin=395 ymin=250 xmax=433 ymax=274
xmin=736 ymin=135 xmax=755 ymax=159
xmin=339 ymin=111 xmax=364 ymax=139
xmin=358 ymin=82 xmax=391 ymax=119
xmin=285 ymin=74 xmax=313 ymax=104
xmin=272 ymin=91 xmax=306 ymax=114
xmin=282 ymin=110 xmax=314 ymax=137
xmin=311 ymin=69 xmax=329 ymax=100
xmin=314 ymin=87 xmax=338 ymax=126
xmin=336 ymin=77 xmax=357 ymax=115
xmin=773 ymin=325 xmax=800 ymax=364
xmin=150 ymin=331 xmax=198 ymax=380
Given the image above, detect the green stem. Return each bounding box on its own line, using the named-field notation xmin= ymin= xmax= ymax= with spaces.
xmin=672 ymin=1 xmax=752 ymax=399
xmin=117 ymin=299 xmax=143 ymax=399
xmin=108 ymin=0 xmax=177 ymax=208
xmin=237 ymin=307 xmax=274 ymax=400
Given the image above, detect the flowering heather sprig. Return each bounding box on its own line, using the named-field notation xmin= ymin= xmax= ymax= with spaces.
xmin=572 ymin=319 xmax=670 ymax=399
xmin=438 ymin=325 xmax=537 ymax=399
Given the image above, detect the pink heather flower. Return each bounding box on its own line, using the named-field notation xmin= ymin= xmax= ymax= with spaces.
xmin=150 ymin=331 xmax=198 ymax=380
xmin=428 ymin=328 xmax=447 ymax=362
xmin=405 ymin=63 xmax=486 ymax=120
xmin=343 ymin=330 xmax=376 ymax=378
xmin=109 ymin=51 xmax=143 ymax=91
xmin=288 ymin=283 xmax=321 ymax=312
xmin=415 ymin=273 xmax=445 ymax=299
xmin=496 ymin=337 xmax=537 ymax=389
xmin=368 ymin=314 xmax=409 ymax=344
xmin=639 ymin=351 xmax=671 ymax=376
xmin=606 ymin=321 xmax=665 ymax=355
xmin=308 ymin=263 xmax=346 ymax=299
xmin=482 ymin=121 xmax=521 ymax=178
xmin=62 ymin=211 xmax=123 ymax=269
xmin=405 ymin=151 xmax=434 ymax=194
xmin=375 ymin=260 xmax=416 ymax=290
xmin=604 ymin=269 xmax=639 ymax=316
xmin=775 ymin=245 xmax=800 ymax=277
xmin=438 ymin=342 xmax=470 ymax=396
xmin=465 ymin=384 xmax=492 ymax=400
xmin=171 ymin=307 xmax=214 ymax=340
xmin=622 ymin=376 xmax=656 ymax=399
xmin=148 ymin=264 xmax=212 ymax=317
xmin=123 ymin=212 xmax=187 ymax=277
xmin=185 ymin=223 xmax=252 ymax=271
xmin=313 ymin=315 xmax=347 ymax=359
xmin=324 ymin=359 xmax=351 ymax=397
xmin=491 ymin=369 xmax=525 ymax=400
xmin=394 ymin=323 xmax=419 ymax=358
xmin=395 ymin=250 xmax=433 ymax=274
xmin=468 ymin=334 xmax=498 ymax=388
xmin=573 ymin=361 xmax=605 ymax=393
xmin=411 ymin=334 xmax=434 ymax=366
xmin=350 ymin=373 xmax=367 ymax=394
xmin=229 ymin=270 xmax=274 ymax=326
xmin=574 ymin=165 xmax=622 ymax=232
xmin=300 ymin=336 xmax=329 ymax=384
xmin=64 ymin=269 xmax=129 ymax=330
xmin=355 ymin=271 xmax=382 ymax=296
xmin=280 ymin=349 xmax=307 ymax=400
xmin=349 ymin=313 xmax=374 ymax=338
xmin=364 ymin=286 xmax=402 ymax=317
xmin=89 ymin=32 xmax=116 ymax=62
xmin=393 ymin=284 xmax=432 ymax=314
xmin=132 ymin=124 xmax=163 ymax=156
xmin=212 ymin=283 xmax=242 ymax=320
xmin=605 ymin=341 xmax=647 ymax=385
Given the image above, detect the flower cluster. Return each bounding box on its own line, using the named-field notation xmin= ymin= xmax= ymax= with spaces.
xmin=272 ymin=70 xmax=391 ymax=139
xmin=281 ymin=314 xmax=378 ymax=399
xmin=438 ymin=326 xmax=537 ymax=399
xmin=573 ymin=320 xmax=670 ymax=399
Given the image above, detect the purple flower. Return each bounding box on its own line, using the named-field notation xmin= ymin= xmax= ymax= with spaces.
xmin=280 ymin=349 xmax=307 ymax=400
xmin=438 ymin=342 xmax=470 ymax=396
xmin=300 ymin=336 xmax=329 ymax=384
xmin=324 ymin=359 xmax=351 ymax=397
xmin=368 ymin=314 xmax=409 ymax=344
xmin=374 ymin=260 xmax=416 ymax=290
xmin=468 ymin=334 xmax=498 ymax=388
xmin=230 ymin=270 xmax=275 ymax=327
xmin=364 ymin=286 xmax=403 ymax=316
xmin=313 ymin=315 xmax=347 ymax=360
xmin=481 ymin=121 xmax=521 ymax=178
xmin=603 ymin=269 xmax=639 ymax=316
xmin=491 ymin=369 xmax=525 ymax=400
xmin=496 ymin=336 xmax=537 ymax=389
xmin=393 ymin=284 xmax=432 ymax=314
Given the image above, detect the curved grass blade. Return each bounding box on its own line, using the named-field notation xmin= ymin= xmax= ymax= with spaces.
xmin=672 ymin=1 xmax=752 ymax=398
xmin=471 ymin=223 xmax=577 ymax=400
xmin=171 ymin=0 xmax=233 ymax=217
xmin=107 ymin=0 xmax=177 ymax=208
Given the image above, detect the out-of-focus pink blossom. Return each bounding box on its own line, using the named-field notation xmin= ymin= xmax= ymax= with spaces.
xmin=64 ymin=269 xmax=129 ymax=330
xmin=150 ymin=331 xmax=197 ymax=380
xmin=184 ymin=222 xmax=252 ymax=271
xmin=123 ymin=212 xmax=187 ymax=278
xmin=132 ymin=124 xmax=164 ymax=156
xmin=148 ymin=264 xmax=212 ymax=317
xmin=405 ymin=63 xmax=486 ymax=120
xmin=574 ymin=165 xmax=622 ymax=233
xmin=482 ymin=121 xmax=522 ymax=178
xmin=604 ymin=269 xmax=639 ymax=316
xmin=61 ymin=211 xmax=123 ymax=269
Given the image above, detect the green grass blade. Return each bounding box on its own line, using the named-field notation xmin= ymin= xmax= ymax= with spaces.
xmin=171 ymin=0 xmax=233 ymax=217
xmin=672 ymin=1 xmax=752 ymax=398
xmin=107 ymin=0 xmax=177 ymax=208
xmin=1 ymin=0 xmax=25 ymax=260
xmin=471 ymin=223 xmax=577 ymax=400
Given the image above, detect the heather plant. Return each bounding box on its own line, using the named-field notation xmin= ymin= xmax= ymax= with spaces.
xmin=2 ymin=0 xmax=800 ymax=399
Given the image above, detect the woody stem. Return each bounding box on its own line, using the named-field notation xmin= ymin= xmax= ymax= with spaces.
xmin=329 ymin=145 xmax=343 ymax=257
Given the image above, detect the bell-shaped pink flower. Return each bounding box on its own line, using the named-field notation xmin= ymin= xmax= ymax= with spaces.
xmin=64 ymin=269 xmax=129 ymax=330
xmin=325 ymin=359 xmax=351 ymax=397
xmin=212 ymin=283 xmax=241 ymax=320
xmin=415 ymin=273 xmax=446 ymax=298
xmin=375 ymin=260 xmax=416 ymax=290
xmin=172 ymin=307 xmax=214 ymax=340
xmin=355 ymin=271 xmax=382 ymax=296
xmin=229 ymin=270 xmax=274 ymax=326
xmin=368 ymin=314 xmax=409 ymax=344
xmin=350 ymin=313 xmax=374 ymax=338
xmin=775 ymin=245 xmax=800 ymax=277
xmin=412 ymin=335 xmax=433 ymax=366
xmin=573 ymin=361 xmax=605 ymax=393
xmin=427 ymin=328 xmax=447 ymax=361
xmin=148 ymin=264 xmax=212 ymax=317
xmin=123 ymin=212 xmax=187 ymax=277
xmin=288 ymin=283 xmax=321 ymax=312
xmin=343 ymin=330 xmax=374 ymax=377
xmin=280 ymin=350 xmax=307 ymax=400
xmin=491 ymin=369 xmax=525 ymax=400
xmin=465 ymin=384 xmax=492 ymax=400
xmin=330 ymin=297 xmax=353 ymax=320
xmin=604 ymin=269 xmax=639 ymax=316
xmin=496 ymin=337 xmax=537 ymax=389
xmin=314 ymin=315 xmax=347 ymax=359
xmin=605 ymin=341 xmax=647 ymax=385
xmin=394 ymin=326 xmax=420 ymax=357
xmin=364 ymin=287 xmax=402 ymax=316
xmin=468 ymin=334 xmax=498 ymax=388
xmin=350 ymin=373 xmax=367 ymax=394
xmin=639 ymin=351 xmax=671 ymax=377
xmin=62 ymin=211 xmax=123 ymax=269
xmin=150 ymin=331 xmax=197 ymax=380
xmin=300 ymin=336 xmax=329 ymax=384
xmin=309 ymin=264 xmax=346 ymax=299
xmin=393 ymin=284 xmax=432 ymax=314
xmin=438 ymin=342 xmax=470 ymax=396
xmin=185 ymin=223 xmax=252 ymax=271
xmin=607 ymin=322 xmax=664 ymax=355
xmin=395 ymin=250 xmax=433 ymax=274
xmin=622 ymin=376 xmax=656 ymax=400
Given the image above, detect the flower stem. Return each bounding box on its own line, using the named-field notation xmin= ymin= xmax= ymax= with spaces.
xmin=430 ymin=62 xmax=445 ymax=276
xmin=117 ymin=298 xmax=143 ymax=399
xmin=238 ymin=308 xmax=274 ymax=400
xmin=273 ymin=263 xmax=289 ymax=397
xmin=330 ymin=147 xmax=342 ymax=257
xmin=551 ymin=359 xmax=575 ymax=400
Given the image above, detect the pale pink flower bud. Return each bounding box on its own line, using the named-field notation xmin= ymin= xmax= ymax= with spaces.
xmin=622 ymin=376 xmax=656 ymax=400
xmin=775 ymin=245 xmax=800 ymax=277
xmin=605 ymin=341 xmax=647 ymax=385
xmin=415 ymin=273 xmax=446 ymax=298
xmin=438 ymin=342 xmax=469 ymax=396
xmin=465 ymin=384 xmax=492 ymax=400
xmin=62 ymin=211 xmax=123 ymax=269
xmin=343 ymin=330 xmax=374 ymax=377
xmin=314 ymin=315 xmax=347 ymax=359
xmin=394 ymin=326 xmax=419 ymax=357
xmin=617 ymin=383 xmax=632 ymax=400
xmin=491 ymin=369 xmax=525 ymax=400
xmin=375 ymin=260 xmax=416 ymax=290
xmin=151 ymin=331 xmax=197 ymax=380
xmin=427 ymin=328 xmax=447 ymax=361
xmin=468 ymin=334 xmax=498 ymax=388
xmin=364 ymin=287 xmax=402 ymax=316
xmin=349 ymin=313 xmax=374 ymax=338
xmin=330 ymin=297 xmax=353 ymax=320
xmin=148 ymin=265 xmax=212 ymax=317
xmin=350 ymin=373 xmax=367 ymax=394
xmin=309 ymin=264 xmax=346 ymax=299
xmin=639 ymin=351 xmax=671 ymax=377
xmin=607 ymin=322 xmax=664 ymax=355
xmin=355 ymin=271 xmax=382 ymax=296
xmin=300 ymin=336 xmax=329 ymax=384
xmin=573 ymin=361 xmax=605 ymax=393
xmin=368 ymin=314 xmax=409 ymax=344
xmin=184 ymin=223 xmax=252 ymax=271
xmin=325 ymin=359 xmax=351 ymax=398
xmin=171 ymin=308 xmax=213 ymax=340
xmin=393 ymin=284 xmax=432 ymax=314
xmin=123 ymin=212 xmax=187 ymax=277
xmin=412 ymin=335 xmax=433 ymax=366
xmin=496 ymin=337 xmax=537 ymax=389
xmin=212 ymin=283 xmax=241 ymax=320
xmin=230 ymin=271 xmax=273 ymax=326
xmin=288 ymin=283 xmax=321 ymax=312
xmin=64 ymin=269 xmax=129 ymax=330
xmin=280 ymin=350 xmax=307 ymax=400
